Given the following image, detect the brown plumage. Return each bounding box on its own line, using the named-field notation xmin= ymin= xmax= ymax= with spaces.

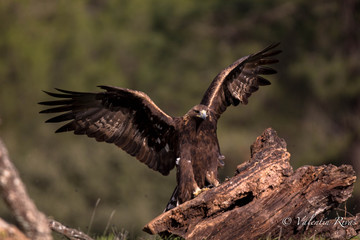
xmin=39 ymin=43 xmax=281 ymax=210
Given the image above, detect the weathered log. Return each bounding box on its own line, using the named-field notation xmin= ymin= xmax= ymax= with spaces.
xmin=144 ymin=128 xmax=359 ymax=240
xmin=0 ymin=137 xmax=52 ymax=240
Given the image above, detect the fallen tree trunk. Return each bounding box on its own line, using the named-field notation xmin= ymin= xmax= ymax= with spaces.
xmin=144 ymin=128 xmax=359 ymax=240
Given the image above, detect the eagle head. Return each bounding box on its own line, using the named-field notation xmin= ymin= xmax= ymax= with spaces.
xmin=189 ymin=105 xmax=208 ymax=120
xmin=197 ymin=109 xmax=207 ymax=120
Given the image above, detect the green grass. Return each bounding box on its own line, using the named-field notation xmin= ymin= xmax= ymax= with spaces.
xmin=95 ymin=231 xmax=128 ymax=240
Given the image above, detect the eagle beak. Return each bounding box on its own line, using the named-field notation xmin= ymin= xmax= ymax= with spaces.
xmin=197 ymin=110 xmax=207 ymax=120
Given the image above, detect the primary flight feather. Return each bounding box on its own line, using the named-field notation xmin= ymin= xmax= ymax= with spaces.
xmin=39 ymin=43 xmax=281 ymax=210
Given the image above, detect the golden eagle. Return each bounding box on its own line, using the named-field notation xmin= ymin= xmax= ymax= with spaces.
xmin=39 ymin=43 xmax=281 ymax=210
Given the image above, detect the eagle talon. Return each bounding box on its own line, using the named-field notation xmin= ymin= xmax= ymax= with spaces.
xmin=193 ymin=187 xmax=210 ymax=197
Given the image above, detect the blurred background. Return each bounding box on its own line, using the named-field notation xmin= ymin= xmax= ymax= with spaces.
xmin=0 ymin=0 xmax=359 ymax=239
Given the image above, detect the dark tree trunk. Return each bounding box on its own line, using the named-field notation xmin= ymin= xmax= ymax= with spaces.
xmin=144 ymin=128 xmax=359 ymax=240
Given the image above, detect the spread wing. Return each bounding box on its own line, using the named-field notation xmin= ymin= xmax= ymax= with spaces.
xmin=200 ymin=43 xmax=281 ymax=118
xmin=39 ymin=86 xmax=177 ymax=175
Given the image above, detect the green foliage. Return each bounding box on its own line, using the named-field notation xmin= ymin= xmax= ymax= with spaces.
xmin=95 ymin=231 xmax=128 ymax=240
xmin=0 ymin=0 xmax=359 ymax=238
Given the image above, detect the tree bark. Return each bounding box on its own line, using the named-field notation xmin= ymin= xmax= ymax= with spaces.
xmin=144 ymin=128 xmax=359 ymax=240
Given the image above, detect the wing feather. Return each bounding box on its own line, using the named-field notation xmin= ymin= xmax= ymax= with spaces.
xmin=39 ymin=86 xmax=177 ymax=175
xmin=200 ymin=43 xmax=281 ymax=117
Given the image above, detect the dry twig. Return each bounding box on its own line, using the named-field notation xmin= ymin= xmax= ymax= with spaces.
xmin=49 ymin=219 xmax=94 ymax=240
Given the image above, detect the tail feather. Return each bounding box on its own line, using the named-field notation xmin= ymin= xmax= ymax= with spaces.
xmin=164 ymin=186 xmax=178 ymax=212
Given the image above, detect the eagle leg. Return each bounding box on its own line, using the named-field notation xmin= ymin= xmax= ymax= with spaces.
xmin=206 ymin=170 xmax=220 ymax=187
xmin=176 ymin=158 xmax=200 ymax=204
xmin=193 ymin=171 xmax=220 ymax=197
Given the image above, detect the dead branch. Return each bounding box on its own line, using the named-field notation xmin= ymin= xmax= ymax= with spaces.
xmin=49 ymin=219 xmax=94 ymax=240
xmin=0 ymin=135 xmax=95 ymax=240
xmin=144 ymin=128 xmax=359 ymax=240
xmin=0 ymin=137 xmax=52 ymax=240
